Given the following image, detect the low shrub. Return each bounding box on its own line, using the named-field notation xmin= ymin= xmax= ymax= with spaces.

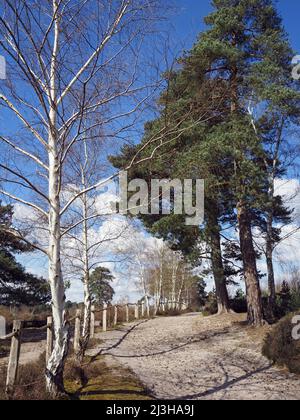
xmin=64 ymin=359 xmax=86 ymax=386
xmin=0 ymin=353 xmax=52 ymax=400
xmin=230 ymin=289 xmax=247 ymax=313
xmin=202 ymin=292 xmax=218 ymax=316
xmin=0 ymin=342 xmax=10 ymax=357
xmin=262 ymin=311 xmax=300 ymax=374
xmin=0 ymin=305 xmax=51 ymax=329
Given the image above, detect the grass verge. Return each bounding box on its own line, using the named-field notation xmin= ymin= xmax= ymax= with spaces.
xmin=65 ymin=356 xmax=153 ymax=400
xmin=0 ymin=349 xmax=152 ymax=400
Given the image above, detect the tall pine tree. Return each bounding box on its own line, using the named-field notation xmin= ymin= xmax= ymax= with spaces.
xmin=181 ymin=0 xmax=300 ymax=325
xmin=111 ymin=0 xmax=300 ymax=325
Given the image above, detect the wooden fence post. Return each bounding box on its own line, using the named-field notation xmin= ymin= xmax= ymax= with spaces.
xmin=46 ymin=316 xmax=53 ymax=365
xmin=114 ymin=306 xmax=118 ymax=326
xmin=90 ymin=305 xmax=95 ymax=338
xmin=74 ymin=309 xmax=81 ymax=353
xmin=103 ymin=303 xmax=107 ymax=332
xmin=6 ymin=320 xmax=22 ymax=397
xmin=135 ymin=304 xmax=139 ymax=320
xmin=125 ymin=304 xmax=129 ymax=323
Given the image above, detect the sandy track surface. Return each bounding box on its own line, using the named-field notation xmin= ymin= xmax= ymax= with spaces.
xmin=0 ymin=330 xmax=46 ymax=368
xmin=91 ymin=313 xmax=300 ymax=400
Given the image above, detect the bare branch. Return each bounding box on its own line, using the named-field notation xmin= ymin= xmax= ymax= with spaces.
xmin=0 ymin=164 xmax=49 ymax=202
xmin=4 ymin=228 xmax=48 ymax=256
xmin=0 ymin=94 xmax=48 ymax=149
xmin=0 ymin=189 xmax=48 ymax=217
xmin=0 ymin=136 xmax=49 ymax=171
xmin=57 ymin=0 xmax=131 ymax=105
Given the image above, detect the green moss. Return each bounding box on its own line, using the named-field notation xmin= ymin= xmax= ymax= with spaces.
xmin=65 ymin=356 xmax=152 ymax=401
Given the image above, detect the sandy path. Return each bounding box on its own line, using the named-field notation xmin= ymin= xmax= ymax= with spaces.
xmin=91 ymin=313 xmax=300 ymax=400
xmin=0 ymin=341 xmax=46 ymax=368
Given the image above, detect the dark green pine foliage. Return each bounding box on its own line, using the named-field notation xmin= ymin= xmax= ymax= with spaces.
xmin=197 ymin=278 xmax=208 ymax=308
xmin=275 ymin=281 xmax=293 ymax=319
xmin=0 ymin=203 xmax=51 ymax=306
xmin=110 ymin=22 xmax=237 ymax=312
xmin=89 ymin=267 xmax=115 ymax=306
xmin=192 ymin=0 xmax=300 ymax=325
xmin=111 ymin=73 xmax=233 ymax=313
xmin=111 ymin=0 xmax=300 ymax=325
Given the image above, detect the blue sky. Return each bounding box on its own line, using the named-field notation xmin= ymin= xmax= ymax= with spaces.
xmin=74 ymin=0 xmax=300 ymax=301
xmin=3 ymin=0 xmax=300 ymax=303
xmin=173 ymin=0 xmax=300 ymax=53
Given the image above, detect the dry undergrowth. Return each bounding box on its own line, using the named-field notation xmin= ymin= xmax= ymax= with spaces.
xmin=0 ymin=353 xmax=52 ymax=400
xmin=0 ymin=347 xmax=151 ymax=400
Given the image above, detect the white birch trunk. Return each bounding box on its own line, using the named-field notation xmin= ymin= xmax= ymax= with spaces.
xmin=78 ymin=157 xmax=92 ymax=361
xmin=45 ymin=1 xmax=70 ymax=396
xmin=46 ymin=136 xmax=70 ymax=396
xmin=154 ymin=254 xmax=163 ymax=315
xmin=177 ymin=272 xmax=185 ymax=310
xmin=145 ymin=295 xmax=150 ymax=317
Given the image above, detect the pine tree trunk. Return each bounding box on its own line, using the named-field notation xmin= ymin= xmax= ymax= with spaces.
xmin=207 ymin=205 xmax=231 ymax=314
xmin=237 ymin=202 xmax=264 ymax=326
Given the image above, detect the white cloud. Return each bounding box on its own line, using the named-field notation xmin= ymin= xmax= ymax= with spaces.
xmin=274 ymin=178 xmax=300 ymax=221
xmin=14 ymin=177 xmax=300 ymax=302
xmin=63 ymin=214 xmax=164 ymax=302
xmin=254 ymin=178 xmax=300 ymax=289
xmin=13 ymin=203 xmax=49 ymax=249
xmin=273 ymin=179 xmax=300 ymax=268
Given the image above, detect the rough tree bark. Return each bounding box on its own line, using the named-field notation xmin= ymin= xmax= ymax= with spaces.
xmin=207 ymin=204 xmax=231 ymax=314
xmin=230 ymin=58 xmax=263 ymax=326
xmin=237 ymin=202 xmax=264 ymax=326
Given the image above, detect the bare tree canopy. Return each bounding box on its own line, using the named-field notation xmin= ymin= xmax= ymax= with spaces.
xmin=0 ymin=0 xmax=170 ymax=397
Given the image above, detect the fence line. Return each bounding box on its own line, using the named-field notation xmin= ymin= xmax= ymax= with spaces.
xmin=0 ymin=299 xmax=185 ymax=396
